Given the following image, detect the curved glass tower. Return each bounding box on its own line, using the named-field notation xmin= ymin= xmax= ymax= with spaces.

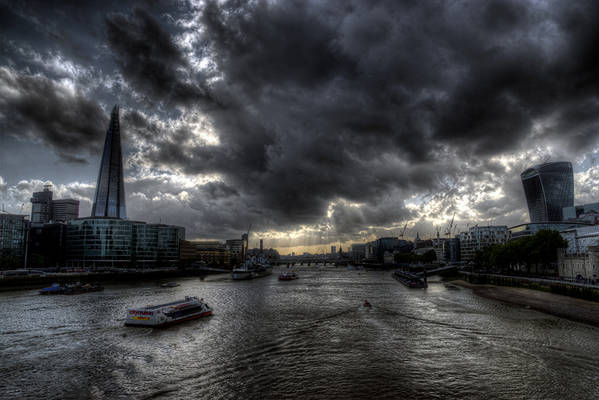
xmin=521 ymin=162 xmax=573 ymax=222
xmin=91 ymin=105 xmax=127 ymax=219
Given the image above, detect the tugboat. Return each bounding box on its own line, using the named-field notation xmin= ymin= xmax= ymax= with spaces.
xmin=125 ymin=296 xmax=212 ymax=327
xmin=278 ymin=271 xmax=298 ymax=281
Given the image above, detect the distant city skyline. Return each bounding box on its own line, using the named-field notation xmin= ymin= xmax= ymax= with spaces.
xmin=2 ymin=1 xmax=599 ymax=255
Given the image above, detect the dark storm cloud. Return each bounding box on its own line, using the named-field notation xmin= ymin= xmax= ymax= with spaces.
xmin=0 ymin=67 xmax=107 ymax=163
xmin=3 ymin=0 xmax=599 ymax=239
xmin=105 ymin=8 xmax=216 ymax=107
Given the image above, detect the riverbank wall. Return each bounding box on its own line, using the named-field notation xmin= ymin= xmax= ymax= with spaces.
xmin=0 ymin=269 xmax=219 ymax=291
xmin=459 ymin=271 xmax=599 ymax=302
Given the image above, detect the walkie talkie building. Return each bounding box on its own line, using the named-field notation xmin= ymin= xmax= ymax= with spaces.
xmin=91 ymin=105 xmax=127 ymax=219
xmin=521 ymin=162 xmax=574 ymax=222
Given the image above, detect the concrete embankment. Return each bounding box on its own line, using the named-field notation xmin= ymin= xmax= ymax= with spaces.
xmin=453 ymin=272 xmax=599 ymax=327
xmin=0 ymin=269 xmax=219 ymax=291
xmin=459 ymin=271 xmax=599 ymax=302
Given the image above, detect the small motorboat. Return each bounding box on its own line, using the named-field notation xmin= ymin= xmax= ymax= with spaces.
xmin=160 ymin=282 xmax=180 ymax=288
xmin=39 ymin=283 xmax=63 ymax=295
xmin=278 ymin=271 xmax=298 ymax=281
xmin=363 ymin=300 xmax=372 ymax=308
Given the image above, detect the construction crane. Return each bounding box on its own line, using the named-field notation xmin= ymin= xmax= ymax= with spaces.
xmin=399 ymin=223 xmax=408 ymax=238
xmin=444 ymin=212 xmax=455 ymax=238
xmin=452 ymin=223 xmax=459 ymax=236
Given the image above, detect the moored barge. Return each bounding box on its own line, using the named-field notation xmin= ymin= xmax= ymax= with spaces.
xmin=392 ymin=270 xmax=427 ymax=288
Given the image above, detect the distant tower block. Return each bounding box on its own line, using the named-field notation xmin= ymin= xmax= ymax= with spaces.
xmin=92 ymin=105 xmax=127 ymax=219
xmin=260 ymin=239 xmax=263 ymax=252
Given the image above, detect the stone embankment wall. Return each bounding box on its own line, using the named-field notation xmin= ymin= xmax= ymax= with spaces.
xmin=460 ymin=272 xmax=599 ymax=302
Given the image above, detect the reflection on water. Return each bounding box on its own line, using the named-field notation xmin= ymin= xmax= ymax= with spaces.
xmin=1 ymin=267 xmax=599 ymax=399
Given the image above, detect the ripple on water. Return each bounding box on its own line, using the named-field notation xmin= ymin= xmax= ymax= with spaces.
xmin=1 ymin=270 xmax=599 ymax=399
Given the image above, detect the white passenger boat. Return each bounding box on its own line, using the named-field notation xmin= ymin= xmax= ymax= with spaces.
xmin=125 ymin=296 xmax=212 ymax=327
xmin=231 ymin=264 xmax=254 ymax=280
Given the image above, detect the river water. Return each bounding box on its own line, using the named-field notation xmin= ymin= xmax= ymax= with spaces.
xmin=1 ymin=267 xmax=598 ymax=399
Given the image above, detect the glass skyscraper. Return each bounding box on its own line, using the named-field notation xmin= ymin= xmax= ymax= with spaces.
xmin=92 ymin=105 xmax=127 ymax=219
xmin=521 ymin=161 xmax=574 ymax=222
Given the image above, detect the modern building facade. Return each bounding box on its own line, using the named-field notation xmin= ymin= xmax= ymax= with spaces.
xmin=350 ymin=243 xmax=366 ymax=261
xmin=27 ymin=222 xmax=68 ymax=268
xmin=0 ymin=212 xmax=27 ymax=268
xmin=521 ymin=162 xmax=574 ymax=222
xmin=31 ymin=187 xmax=80 ymax=225
xmin=226 ymin=238 xmax=245 ymax=265
xmin=509 ymin=221 xmax=591 ymax=240
xmin=92 ymin=105 xmax=127 ymax=219
xmin=52 ymin=199 xmax=79 ymax=222
xmin=65 ymin=218 xmax=184 ymax=269
xmin=433 ymin=236 xmax=460 ymax=264
xmin=458 ymin=226 xmax=509 ymax=262
xmin=31 ymin=186 xmax=53 ymax=225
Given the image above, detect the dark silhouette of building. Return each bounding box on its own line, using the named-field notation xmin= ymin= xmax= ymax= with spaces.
xmin=0 ymin=212 xmax=28 ymax=268
xmin=521 ymin=162 xmax=574 ymax=222
xmin=31 ymin=186 xmax=53 ymax=224
xmin=92 ymin=105 xmax=127 ymax=219
xmin=27 ymin=222 xmax=68 ymax=268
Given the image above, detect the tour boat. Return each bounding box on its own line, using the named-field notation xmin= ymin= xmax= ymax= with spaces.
xmin=278 ymin=271 xmax=298 ymax=281
xmin=125 ymin=296 xmax=212 ymax=327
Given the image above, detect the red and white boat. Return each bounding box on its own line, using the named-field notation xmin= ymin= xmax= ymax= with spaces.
xmin=125 ymin=296 xmax=212 ymax=327
xmin=278 ymin=271 xmax=298 ymax=281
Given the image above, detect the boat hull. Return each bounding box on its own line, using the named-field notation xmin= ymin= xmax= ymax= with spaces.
xmin=231 ymin=271 xmax=252 ymax=280
xmin=125 ymin=310 xmax=212 ymax=327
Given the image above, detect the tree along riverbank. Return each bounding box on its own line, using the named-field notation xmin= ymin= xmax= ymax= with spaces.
xmin=452 ymin=279 xmax=599 ymax=328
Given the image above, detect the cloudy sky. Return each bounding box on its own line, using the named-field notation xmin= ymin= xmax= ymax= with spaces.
xmin=1 ymin=0 xmax=599 ymax=254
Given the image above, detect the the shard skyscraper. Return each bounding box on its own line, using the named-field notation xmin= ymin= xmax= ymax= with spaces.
xmin=91 ymin=105 xmax=127 ymax=219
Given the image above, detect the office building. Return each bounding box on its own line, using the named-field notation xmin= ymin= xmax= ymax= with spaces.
xmin=27 ymin=222 xmax=68 ymax=268
xmin=65 ymin=218 xmax=184 ymax=269
xmin=458 ymin=226 xmax=509 ymax=262
xmin=0 ymin=212 xmax=27 ymax=268
xmin=509 ymin=221 xmax=590 ymax=240
xmin=52 ymin=199 xmax=79 ymax=222
xmin=226 ymin=238 xmax=245 ymax=265
xmin=521 ymin=162 xmax=574 ymax=222
xmin=92 ymin=105 xmax=127 ymax=219
xmin=350 ymin=243 xmax=366 ymax=261
xmin=331 ymin=246 xmax=336 ymax=256
xmin=31 ymin=187 xmax=80 ymax=224
xmin=31 ymin=186 xmax=53 ymax=225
